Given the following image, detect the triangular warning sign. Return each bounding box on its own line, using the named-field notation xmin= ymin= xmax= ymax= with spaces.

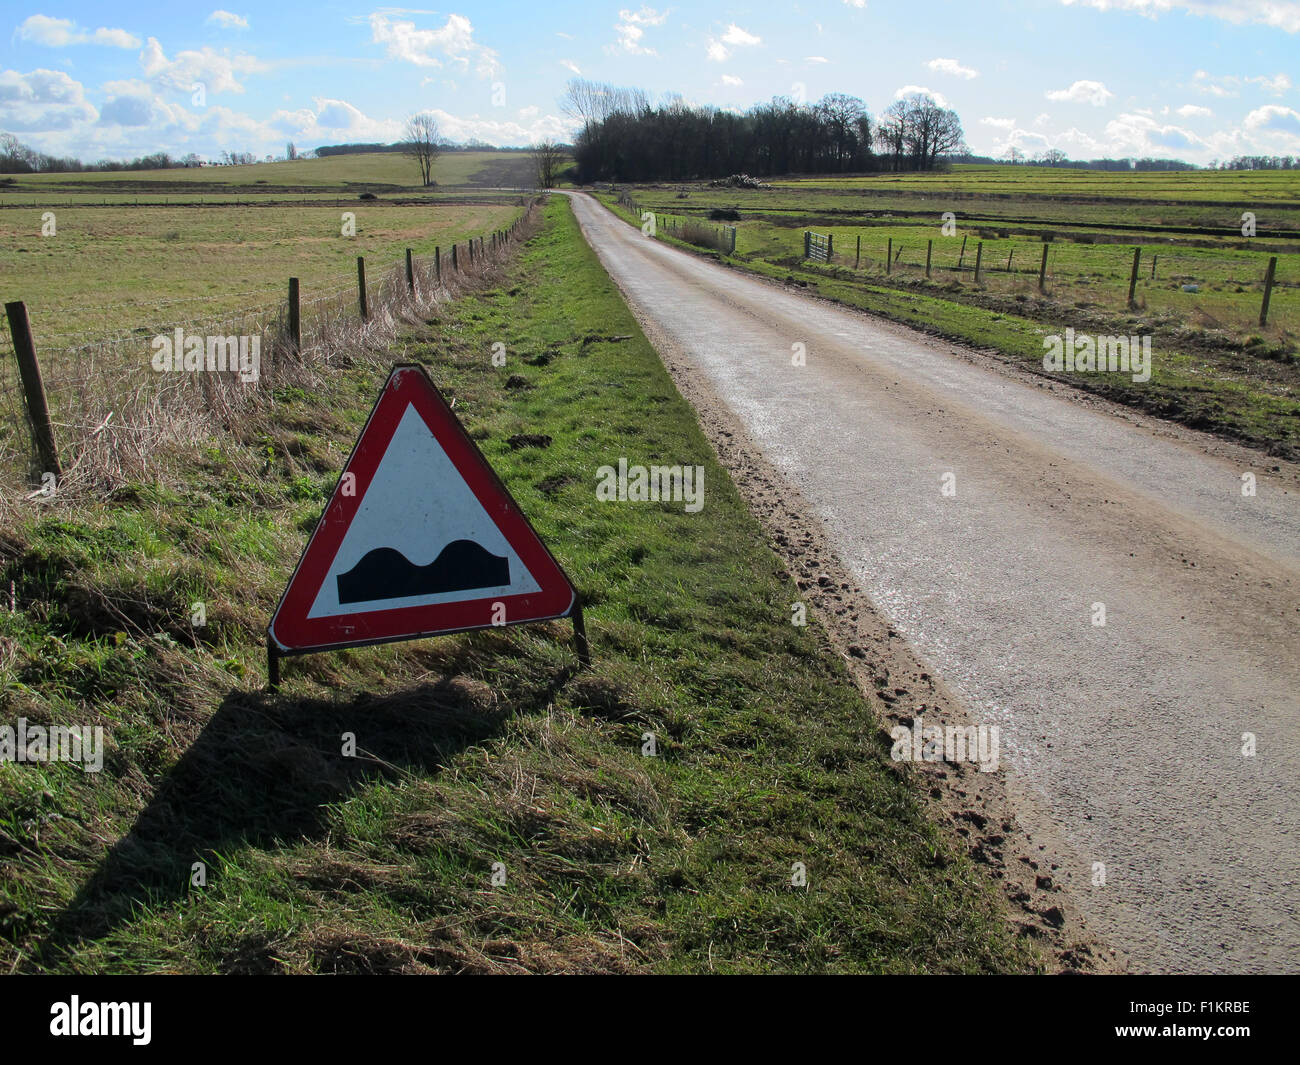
xmin=269 ymin=364 xmax=576 ymax=654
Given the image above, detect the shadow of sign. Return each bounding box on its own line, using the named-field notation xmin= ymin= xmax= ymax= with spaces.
xmin=35 ymin=665 xmax=575 ymax=969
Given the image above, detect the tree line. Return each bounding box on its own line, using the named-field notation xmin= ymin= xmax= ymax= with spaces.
xmin=0 ymin=132 xmax=203 ymax=174
xmin=0 ymin=132 xmax=282 ymax=173
xmin=561 ymin=79 xmax=965 ymax=182
xmin=993 ymin=149 xmax=1199 ymax=170
xmin=1211 ymin=155 xmax=1299 ymax=170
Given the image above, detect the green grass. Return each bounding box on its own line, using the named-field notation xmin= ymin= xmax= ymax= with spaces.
xmin=630 ymin=163 xmax=1300 ymax=232
xmin=4 ymin=150 xmax=536 ymax=193
xmin=0 ymin=200 xmax=524 ymax=348
xmin=600 ymin=170 xmax=1300 ymax=457
xmin=0 ymin=195 xmax=1037 ymax=974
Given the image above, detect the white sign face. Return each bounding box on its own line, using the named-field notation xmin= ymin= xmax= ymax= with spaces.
xmin=307 ymin=405 xmax=541 ymax=620
xmin=269 ymin=364 xmax=576 ymax=655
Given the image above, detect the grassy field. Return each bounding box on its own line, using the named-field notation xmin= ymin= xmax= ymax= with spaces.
xmin=0 ymin=151 xmax=538 ymax=345
xmin=0 ymin=196 xmax=1040 ymax=974
xmin=0 ymin=201 xmax=523 ymax=347
xmin=0 ymin=149 xmax=538 ymax=200
xmin=0 ymin=153 xmax=537 ymax=471
xmin=617 ymin=164 xmax=1300 ymax=232
xmin=600 ymin=164 xmax=1300 ymax=456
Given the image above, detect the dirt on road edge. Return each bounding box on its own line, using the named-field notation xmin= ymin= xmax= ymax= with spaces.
xmin=618 ymin=281 xmax=1130 ymax=975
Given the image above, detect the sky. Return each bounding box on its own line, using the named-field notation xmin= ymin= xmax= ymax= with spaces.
xmin=1 ymin=1 xmax=1297 ymax=164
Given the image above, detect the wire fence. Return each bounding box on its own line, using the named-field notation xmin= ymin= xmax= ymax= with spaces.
xmin=1 ymin=197 xmax=544 ymax=500
xmin=802 ymin=228 xmax=1292 ymax=331
xmin=615 ymin=193 xmax=738 ymax=254
xmin=610 ymin=191 xmax=1293 ymax=333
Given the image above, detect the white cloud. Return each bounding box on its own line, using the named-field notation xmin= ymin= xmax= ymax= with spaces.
xmin=722 ymin=74 xmax=743 ymax=86
xmin=0 ymin=68 xmax=98 ymax=131
xmin=368 ymin=13 xmax=501 ymax=77
xmin=1191 ymin=70 xmax=1239 ymax=97
xmin=927 ymin=57 xmax=979 ymax=79
xmin=1046 ymin=79 xmax=1114 ymax=105
xmin=844 ymin=0 xmax=868 ymax=7
xmin=707 ymin=21 xmax=761 ymax=61
xmin=1104 ymin=111 xmax=1206 ymax=152
xmin=722 ymin=24 xmax=761 ymax=46
xmin=97 ymin=82 xmax=192 ymax=130
xmin=207 ymin=11 xmax=249 ymax=30
xmin=1176 ymin=103 xmax=1213 ymax=116
xmin=560 ymin=59 xmax=582 ymax=75
xmin=417 ymin=106 xmax=573 ymax=146
xmin=264 ymin=99 xmax=572 ymax=150
xmin=1245 ymin=104 xmax=1300 ymax=135
xmin=16 ymin=15 xmax=141 ymax=49
xmin=1059 ymin=0 xmax=1300 ymax=34
xmin=1248 ymin=73 xmax=1292 ymax=95
xmin=805 ymin=56 xmax=830 ymax=64
xmin=613 ymin=7 xmax=667 ymax=55
xmin=994 ymin=129 xmax=1053 ymax=154
xmin=94 ymin=28 xmax=142 ymax=48
xmin=981 ymin=115 xmax=1017 ymax=129
xmin=140 ymin=38 xmax=263 ymax=95
xmin=893 ymin=85 xmax=949 ymax=107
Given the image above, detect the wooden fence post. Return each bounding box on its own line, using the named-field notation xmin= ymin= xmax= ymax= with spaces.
xmin=452 ymin=243 xmax=459 ymax=272
xmin=288 ymin=277 xmax=300 ymax=350
xmin=1007 ymin=248 xmax=1014 ymax=272
xmin=804 ymin=231 xmax=810 ymax=259
xmin=1150 ymin=254 xmax=1157 ymax=280
xmin=1260 ymin=256 xmax=1277 ymax=327
xmin=887 ymin=238 xmax=892 ymax=274
xmin=926 ymin=239 xmax=932 ymax=278
xmin=958 ymin=234 xmax=967 ymax=271
xmin=827 ymin=233 xmax=834 ymax=258
xmin=855 ymin=234 xmax=861 ymax=269
xmin=405 ymin=248 xmax=415 ymax=294
xmin=1039 ymin=245 xmax=1049 ymax=294
xmin=4 ymin=301 xmax=61 ymax=479
xmin=357 ymin=257 xmax=368 ymax=321
xmin=1127 ymin=247 xmax=1141 ymax=309
xmin=974 ymin=241 xmax=983 ymax=283
xmin=435 ymin=246 xmax=441 ymax=283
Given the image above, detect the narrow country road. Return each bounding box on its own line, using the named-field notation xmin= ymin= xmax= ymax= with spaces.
xmin=562 ymin=190 xmax=1300 ymax=974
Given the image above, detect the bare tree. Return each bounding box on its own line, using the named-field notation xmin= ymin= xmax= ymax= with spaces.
xmin=403 ymin=113 xmax=441 ymax=186
xmin=531 ymin=140 xmax=564 ymax=188
xmin=285 ymin=141 xmax=298 ymax=160
xmin=815 ymin=94 xmax=868 ymax=171
xmin=561 ymin=79 xmax=603 ymax=138
xmin=875 ymin=100 xmax=908 ymax=170
xmin=561 ymin=78 xmax=649 ymax=135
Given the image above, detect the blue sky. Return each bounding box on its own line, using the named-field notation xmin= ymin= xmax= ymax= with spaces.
xmin=2 ymin=1 xmax=1297 ymax=163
